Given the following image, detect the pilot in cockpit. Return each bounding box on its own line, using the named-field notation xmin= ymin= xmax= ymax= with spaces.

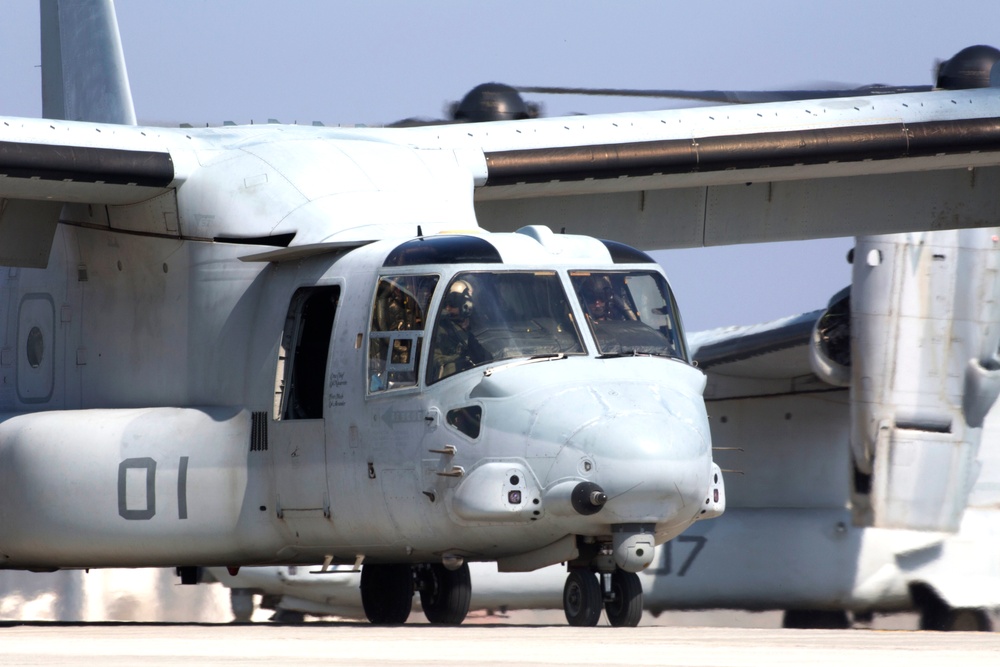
xmin=430 ymin=280 xmax=488 ymax=379
xmin=580 ymin=275 xmax=637 ymax=323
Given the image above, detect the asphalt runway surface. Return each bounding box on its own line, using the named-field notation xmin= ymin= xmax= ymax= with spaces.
xmin=1 ymin=621 xmax=998 ymax=666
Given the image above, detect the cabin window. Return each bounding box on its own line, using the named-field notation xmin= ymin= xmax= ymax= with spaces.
xmin=447 ymin=405 xmax=483 ymax=439
xmin=274 ymin=286 xmax=340 ymax=420
xmin=368 ymin=274 xmax=439 ymax=392
xmin=427 ymin=272 xmax=584 ymax=384
xmin=570 ymin=271 xmax=686 ymax=360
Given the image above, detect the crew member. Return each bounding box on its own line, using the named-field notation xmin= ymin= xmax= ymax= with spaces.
xmin=431 ymin=289 xmax=488 ymax=379
xmin=580 ymin=275 xmax=636 ymax=323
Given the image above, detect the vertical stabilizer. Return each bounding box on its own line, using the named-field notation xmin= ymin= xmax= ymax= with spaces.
xmin=40 ymin=0 xmax=136 ymax=125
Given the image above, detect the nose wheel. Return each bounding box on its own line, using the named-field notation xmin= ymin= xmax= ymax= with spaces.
xmin=562 ymin=569 xmax=643 ymax=627
xmin=564 ymin=570 xmax=603 ymax=626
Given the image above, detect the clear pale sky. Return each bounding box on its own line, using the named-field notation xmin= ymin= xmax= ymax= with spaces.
xmin=1 ymin=0 xmax=998 ymax=330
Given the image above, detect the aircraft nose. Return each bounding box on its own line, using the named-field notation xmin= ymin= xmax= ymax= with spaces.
xmin=454 ymin=360 xmax=717 ymax=570
xmin=549 ymin=409 xmax=710 ymax=524
xmin=510 ymin=364 xmax=711 ymax=527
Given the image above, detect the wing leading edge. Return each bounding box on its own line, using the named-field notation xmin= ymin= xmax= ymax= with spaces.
xmin=481 ymin=116 xmax=1000 ymax=188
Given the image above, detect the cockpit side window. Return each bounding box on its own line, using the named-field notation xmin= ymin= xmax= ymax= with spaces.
xmin=368 ymin=274 xmax=439 ymax=392
xmin=571 ymin=271 xmax=687 ymax=360
xmin=427 ymin=272 xmax=584 ymax=384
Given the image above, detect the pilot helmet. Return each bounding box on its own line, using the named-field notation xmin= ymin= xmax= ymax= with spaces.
xmin=582 ymin=275 xmax=613 ymax=303
xmin=443 ymin=290 xmax=474 ymax=320
xmin=449 ymin=279 xmax=473 ymax=297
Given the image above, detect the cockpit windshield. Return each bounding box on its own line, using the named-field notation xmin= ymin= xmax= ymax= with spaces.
xmin=427 ymin=272 xmax=584 ymax=383
xmin=570 ymin=271 xmax=687 ymax=360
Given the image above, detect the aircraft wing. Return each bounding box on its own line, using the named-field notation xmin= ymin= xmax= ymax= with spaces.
xmin=2 ymin=88 xmax=1000 ymax=267
xmin=400 ymin=90 xmax=1000 ymax=250
xmin=687 ymin=309 xmax=838 ymax=401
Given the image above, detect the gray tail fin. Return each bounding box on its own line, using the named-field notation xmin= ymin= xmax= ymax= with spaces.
xmin=40 ymin=0 xmax=137 ymax=125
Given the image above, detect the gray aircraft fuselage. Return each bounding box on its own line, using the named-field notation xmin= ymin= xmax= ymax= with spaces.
xmin=0 ymin=131 xmax=720 ymax=571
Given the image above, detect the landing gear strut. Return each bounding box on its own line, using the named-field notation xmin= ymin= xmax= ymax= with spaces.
xmin=604 ymin=570 xmax=643 ymax=627
xmin=562 ymin=568 xmax=644 ymax=627
xmin=229 ymin=588 xmax=255 ymax=622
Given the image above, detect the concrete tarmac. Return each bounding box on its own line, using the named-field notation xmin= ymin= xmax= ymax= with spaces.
xmin=1 ymin=622 xmax=998 ymax=666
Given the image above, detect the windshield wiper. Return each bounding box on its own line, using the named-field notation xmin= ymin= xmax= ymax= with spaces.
xmin=597 ymin=349 xmax=640 ymax=359
xmin=597 ymin=349 xmax=672 ymax=359
xmin=482 ymin=353 xmax=566 ymax=376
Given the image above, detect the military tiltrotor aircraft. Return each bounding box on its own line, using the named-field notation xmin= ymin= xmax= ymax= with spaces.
xmin=4 ymin=0 xmax=1000 ymax=628
xmin=210 ymin=222 xmax=1000 ymax=632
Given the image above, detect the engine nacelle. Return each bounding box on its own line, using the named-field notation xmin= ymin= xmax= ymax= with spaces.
xmin=936 ymin=45 xmax=1000 ymax=89
xmin=808 ymin=286 xmax=851 ymax=388
xmin=850 ymin=230 xmax=1000 ymax=532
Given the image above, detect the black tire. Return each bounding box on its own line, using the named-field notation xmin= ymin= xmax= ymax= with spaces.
xmin=605 ymin=570 xmax=643 ymax=627
xmin=420 ymin=563 xmax=472 ymax=625
xmin=945 ymin=609 xmax=993 ymax=632
xmin=910 ymin=584 xmax=992 ymax=631
xmin=916 ymin=590 xmax=955 ymax=631
xmin=270 ymin=609 xmax=306 ymax=624
xmin=783 ymin=610 xmax=850 ymax=629
xmin=361 ymin=564 xmax=413 ymax=624
xmin=922 ymin=606 xmax=994 ymax=632
xmin=563 ymin=570 xmax=602 ymax=626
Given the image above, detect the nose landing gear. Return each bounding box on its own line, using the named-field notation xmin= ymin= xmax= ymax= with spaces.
xmin=604 ymin=569 xmax=643 ymax=626
xmin=562 ymin=568 xmax=644 ymax=627
xmin=564 ymin=570 xmax=603 ymax=626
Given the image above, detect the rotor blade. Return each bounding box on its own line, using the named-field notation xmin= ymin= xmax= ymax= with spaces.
xmin=516 ymin=84 xmax=933 ymax=104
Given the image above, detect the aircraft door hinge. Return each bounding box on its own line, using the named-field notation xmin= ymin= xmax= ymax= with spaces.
xmin=436 ymin=466 xmax=465 ymax=478
xmin=428 ymin=444 xmax=457 ymax=455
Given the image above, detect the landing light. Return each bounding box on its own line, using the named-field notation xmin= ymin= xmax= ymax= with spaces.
xmin=442 ymin=553 xmax=464 ymax=571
